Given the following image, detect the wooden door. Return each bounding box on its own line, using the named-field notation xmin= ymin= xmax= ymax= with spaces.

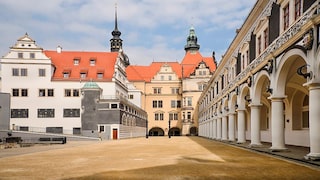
xmin=112 ymin=129 xmax=118 ymax=140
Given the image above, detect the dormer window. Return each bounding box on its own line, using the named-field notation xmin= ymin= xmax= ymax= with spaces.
xmin=63 ymin=72 xmax=70 ymax=78
xmin=90 ymin=59 xmax=96 ymax=66
xmin=80 ymin=72 xmax=87 ymax=79
xmin=97 ymin=73 xmax=103 ymax=79
xmin=73 ymin=59 xmax=80 ymax=65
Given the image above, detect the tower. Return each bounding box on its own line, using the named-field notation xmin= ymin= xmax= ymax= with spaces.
xmin=110 ymin=4 xmax=122 ymax=52
xmin=184 ymin=26 xmax=200 ymax=53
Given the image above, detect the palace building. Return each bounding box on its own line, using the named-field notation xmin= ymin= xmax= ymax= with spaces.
xmin=198 ymin=0 xmax=320 ymax=160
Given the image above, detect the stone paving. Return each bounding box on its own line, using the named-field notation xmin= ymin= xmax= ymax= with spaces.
xmin=0 ymin=136 xmax=319 ymax=180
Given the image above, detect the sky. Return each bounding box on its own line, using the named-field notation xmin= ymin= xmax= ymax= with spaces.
xmin=0 ymin=0 xmax=256 ymax=66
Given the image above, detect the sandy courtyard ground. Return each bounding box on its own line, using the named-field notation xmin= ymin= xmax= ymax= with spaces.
xmin=0 ymin=136 xmax=319 ymax=180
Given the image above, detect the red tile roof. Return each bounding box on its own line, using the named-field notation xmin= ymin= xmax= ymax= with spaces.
xmin=44 ymin=50 xmax=118 ymax=81
xmin=127 ymin=51 xmax=216 ymax=82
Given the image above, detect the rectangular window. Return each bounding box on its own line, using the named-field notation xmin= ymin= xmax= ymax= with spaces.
xmin=99 ymin=125 xmax=105 ymax=133
xmin=80 ymin=72 xmax=87 ymax=79
xmin=11 ymin=109 xmax=29 ymax=118
xmin=129 ymin=94 xmax=134 ymax=99
xmin=39 ymin=89 xmax=46 ymax=97
xmin=21 ymin=89 xmax=28 ymax=97
xmin=264 ymin=28 xmax=269 ymax=49
xmin=153 ymin=100 xmax=158 ymax=108
xmin=111 ymin=104 xmax=118 ymax=109
xmin=153 ymin=88 xmax=161 ymax=94
xmin=169 ymin=113 xmax=178 ymax=120
xmin=171 ymin=100 xmax=181 ymax=108
xmin=187 ymin=97 xmax=192 ymax=106
xmin=283 ymin=4 xmax=290 ymax=30
xmin=63 ymin=109 xmax=80 ymax=117
xmin=158 ymin=100 xmax=163 ymax=108
xmin=47 ymin=89 xmax=54 ymax=97
xmin=38 ymin=109 xmax=55 ymax=118
xmin=90 ymin=59 xmax=96 ymax=66
xmin=12 ymin=68 xmax=19 ymax=76
xmin=39 ymin=69 xmax=46 ymax=77
xmin=63 ymin=72 xmax=70 ymax=78
xmin=257 ymin=35 xmax=262 ymax=54
xmin=12 ymin=89 xmax=19 ymax=96
xmin=65 ymin=89 xmax=71 ymax=97
xmin=73 ymin=89 xmax=79 ymax=97
xmin=171 ymin=88 xmax=179 ymax=94
xmin=302 ymin=111 xmax=309 ymax=128
xmin=97 ymin=73 xmax=103 ymax=79
xmin=187 ymin=112 xmax=191 ymax=119
xmin=74 ymin=59 xmax=80 ymax=65
xmin=30 ymin=53 xmax=35 ymax=59
xmin=20 ymin=68 xmax=27 ymax=76
xmin=295 ymin=0 xmax=301 ymax=20
xmin=18 ymin=52 xmax=23 ymax=58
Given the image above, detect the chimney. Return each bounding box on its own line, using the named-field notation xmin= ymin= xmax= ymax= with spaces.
xmin=57 ymin=45 xmax=62 ymax=53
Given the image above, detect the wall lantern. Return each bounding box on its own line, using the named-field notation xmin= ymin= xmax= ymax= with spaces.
xmin=235 ymin=104 xmax=238 ymax=110
xmin=261 ymin=59 xmax=273 ymax=74
xmin=224 ymin=106 xmax=229 ymax=111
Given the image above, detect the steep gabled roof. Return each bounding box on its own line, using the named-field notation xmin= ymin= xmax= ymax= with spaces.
xmin=44 ymin=50 xmax=118 ymax=81
xmin=126 ymin=62 xmax=182 ymax=82
xmin=181 ymin=51 xmax=216 ymax=78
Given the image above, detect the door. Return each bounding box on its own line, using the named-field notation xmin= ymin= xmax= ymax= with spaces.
xmin=112 ymin=129 xmax=118 ymax=140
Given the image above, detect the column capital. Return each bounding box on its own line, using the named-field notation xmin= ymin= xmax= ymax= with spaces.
xmin=248 ymin=103 xmax=262 ymax=108
xmin=268 ymin=95 xmax=287 ymax=101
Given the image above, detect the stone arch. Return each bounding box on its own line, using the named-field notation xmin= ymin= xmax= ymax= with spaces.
xmin=169 ymin=127 xmax=181 ymax=136
xmin=189 ymin=127 xmax=198 ymax=136
xmin=149 ymin=127 xmax=164 ymax=136
xmin=121 ymin=114 xmax=127 ymax=126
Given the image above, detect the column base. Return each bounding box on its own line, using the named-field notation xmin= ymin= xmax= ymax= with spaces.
xmin=305 ymin=153 xmax=320 ymax=161
xmin=248 ymin=143 xmax=263 ymax=148
xmin=269 ymin=147 xmax=288 ymax=152
xmin=236 ymin=141 xmax=246 ymax=144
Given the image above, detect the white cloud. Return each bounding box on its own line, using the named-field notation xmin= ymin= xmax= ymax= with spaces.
xmin=0 ymin=0 xmax=256 ymax=65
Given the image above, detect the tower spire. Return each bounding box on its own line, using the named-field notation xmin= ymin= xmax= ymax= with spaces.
xmin=110 ymin=3 xmax=122 ymax=52
xmin=184 ymin=26 xmax=200 ymax=53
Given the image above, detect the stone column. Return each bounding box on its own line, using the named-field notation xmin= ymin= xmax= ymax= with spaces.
xmin=306 ymin=84 xmax=320 ymax=160
xmin=249 ymin=104 xmax=262 ymax=147
xmin=209 ymin=120 xmax=213 ymax=139
xmin=216 ymin=117 xmax=222 ymax=140
xmin=237 ymin=109 xmax=246 ymax=143
xmin=269 ymin=97 xmax=286 ymax=151
xmin=222 ymin=115 xmax=228 ymax=141
xmin=213 ymin=118 xmax=217 ymax=139
xmin=228 ymin=113 xmax=236 ymax=141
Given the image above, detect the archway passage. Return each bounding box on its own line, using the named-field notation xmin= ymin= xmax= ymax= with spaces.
xmin=169 ymin=127 xmax=181 ymax=136
xmin=189 ymin=127 xmax=198 ymax=136
xmin=149 ymin=127 xmax=164 ymax=136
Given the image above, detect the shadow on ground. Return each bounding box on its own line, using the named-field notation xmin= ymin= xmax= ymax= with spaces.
xmin=66 ymin=137 xmax=320 ymax=180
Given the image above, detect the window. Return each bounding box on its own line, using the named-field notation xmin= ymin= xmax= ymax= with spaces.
xmin=80 ymin=72 xmax=87 ymax=79
xmin=73 ymin=89 xmax=79 ymax=97
xmin=168 ymin=75 xmax=172 ymax=80
xmin=90 ymin=59 xmax=96 ymax=66
xmin=153 ymin=88 xmax=161 ymax=94
xmin=264 ymin=28 xmax=268 ymax=49
xmin=38 ymin=109 xmax=55 ymax=118
xmin=11 ymin=109 xmax=28 ymax=118
xmin=74 ymin=59 xmax=80 ymax=65
xmin=39 ymin=89 xmax=46 ymax=97
xmin=12 ymin=89 xmax=19 ymax=96
xmin=97 ymin=73 xmax=103 ymax=79
xmin=18 ymin=52 xmax=23 ymax=58
xmin=153 ymin=100 xmax=163 ymax=108
xmin=129 ymin=94 xmax=134 ymax=99
xmin=283 ymin=4 xmax=290 ymax=30
xmin=171 ymin=100 xmax=181 ymax=108
xmin=63 ymin=72 xmax=70 ymax=78
xmin=30 ymin=53 xmax=35 ymax=59
xmin=12 ymin=68 xmax=19 ymax=76
xmin=99 ymin=125 xmax=105 ymax=133
xmin=187 ymin=112 xmax=192 ymax=119
xmin=161 ymin=76 xmax=164 ymax=80
xmin=171 ymin=88 xmax=179 ymax=94
xmin=187 ymin=97 xmax=192 ymax=106
xmin=295 ymin=0 xmax=301 ymax=20
xmin=169 ymin=113 xmax=178 ymax=120
xmin=39 ymin=69 xmax=46 ymax=77
xmin=111 ymin=104 xmax=118 ymax=109
xmin=257 ymin=35 xmax=262 ymax=54
xmin=155 ymin=113 xmax=164 ymax=121
xmin=65 ymin=89 xmax=71 ymax=97
xmin=63 ymin=109 xmax=80 ymax=117
xmin=48 ymin=89 xmax=54 ymax=97
xmin=21 ymin=89 xmax=28 ymax=96
xmin=20 ymin=69 xmax=27 ymax=76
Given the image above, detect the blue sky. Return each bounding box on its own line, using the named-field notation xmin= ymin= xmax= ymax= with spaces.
xmin=0 ymin=0 xmax=256 ymax=65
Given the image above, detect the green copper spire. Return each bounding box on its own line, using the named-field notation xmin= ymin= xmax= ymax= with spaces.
xmin=184 ymin=26 xmax=200 ymax=53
